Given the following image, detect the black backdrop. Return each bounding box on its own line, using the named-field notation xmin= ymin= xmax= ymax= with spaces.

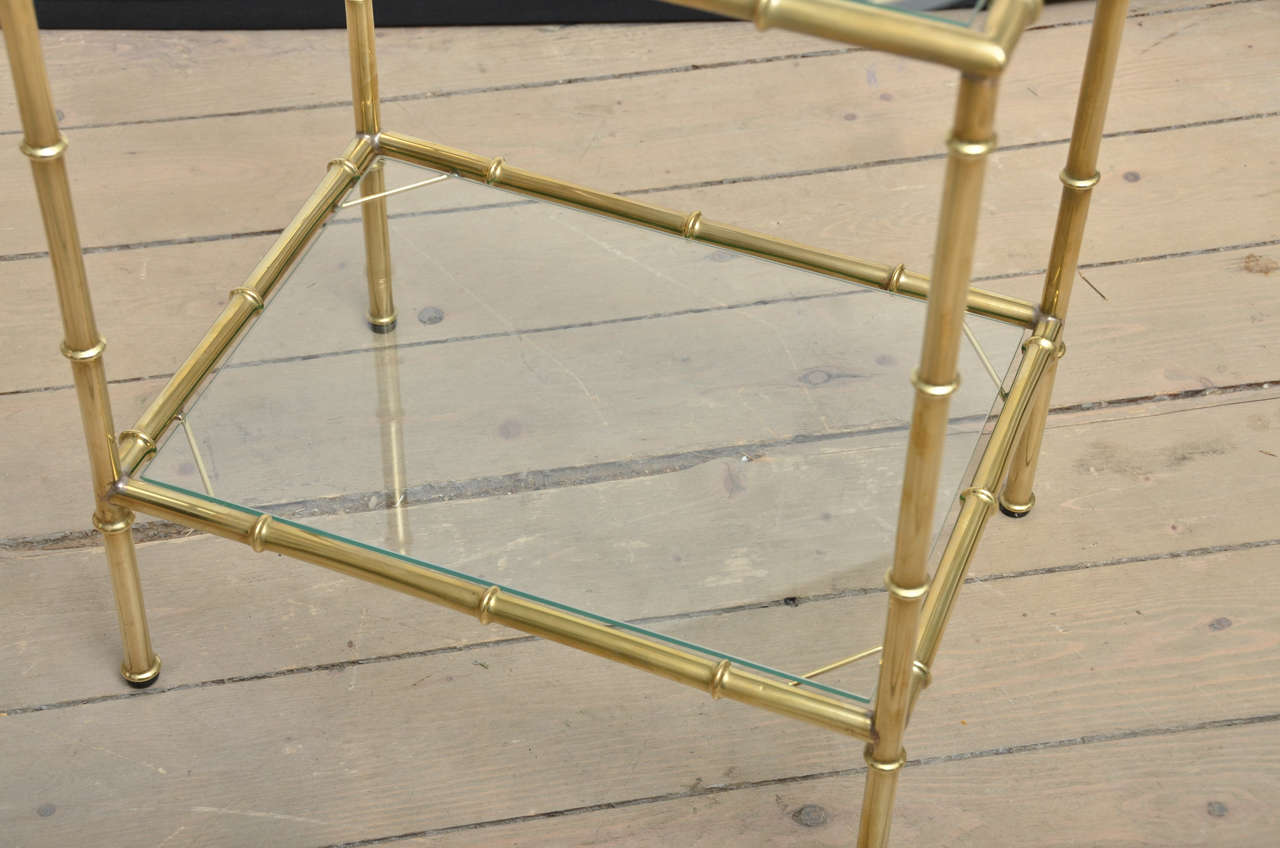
xmin=32 ymin=1 xmax=723 ymax=28
xmin=31 ymin=0 xmax=1052 ymax=30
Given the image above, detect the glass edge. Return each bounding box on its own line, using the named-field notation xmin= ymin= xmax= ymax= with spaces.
xmin=134 ymin=478 xmax=873 ymax=706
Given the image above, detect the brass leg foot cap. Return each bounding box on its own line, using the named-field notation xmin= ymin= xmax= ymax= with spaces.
xmin=368 ymin=318 xmax=396 ymax=334
xmin=998 ymin=491 xmax=1035 ymax=518
xmin=121 ymin=656 xmax=161 ymax=689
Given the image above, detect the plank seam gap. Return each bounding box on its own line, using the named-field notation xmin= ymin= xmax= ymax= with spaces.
xmin=0 ymin=636 xmax=539 ymax=717
xmin=976 ymin=236 xmax=1280 ymax=283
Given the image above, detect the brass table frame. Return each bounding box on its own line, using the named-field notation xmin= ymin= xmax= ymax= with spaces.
xmin=1 ymin=0 xmax=1127 ymax=842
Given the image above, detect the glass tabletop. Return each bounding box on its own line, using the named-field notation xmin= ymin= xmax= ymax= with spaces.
xmin=142 ymin=158 xmax=1025 ymax=705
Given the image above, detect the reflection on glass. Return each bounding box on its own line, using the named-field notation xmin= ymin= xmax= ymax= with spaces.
xmin=373 ymin=330 xmax=412 ymax=555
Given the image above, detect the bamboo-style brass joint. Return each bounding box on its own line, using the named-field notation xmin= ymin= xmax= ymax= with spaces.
xmin=681 ymin=210 xmax=703 ymax=239
xmin=248 ymin=514 xmax=273 ymax=553
xmin=476 ymin=585 xmax=501 ymax=624
xmin=885 ymin=263 xmax=905 ymax=294
xmin=909 ymin=369 xmax=960 ymax=398
xmin=485 ymin=156 xmax=505 ymax=185
xmin=959 ymin=486 xmax=996 ymax=507
xmin=752 ymin=0 xmax=779 ymax=31
xmin=863 ymin=744 xmax=906 ymax=773
xmin=946 ymin=135 xmax=997 ymax=158
xmin=1059 ymin=169 xmax=1101 ymax=191
xmin=327 ymin=157 xmax=362 ymax=179
xmin=884 ymin=569 xmax=929 ymax=601
xmin=1022 ymin=334 xmax=1058 ymax=356
xmin=229 ymin=287 xmax=265 ymax=313
xmin=20 ymin=135 xmax=68 ymax=160
xmin=60 ymin=338 xmax=106 ymax=362
xmin=912 ymin=660 xmax=932 ymax=689
xmin=92 ymin=511 xmax=134 ymax=534
xmin=1038 ymin=315 xmax=1064 ymax=337
xmin=709 ymin=659 xmax=732 ymax=699
xmin=119 ymin=429 xmax=157 ymax=458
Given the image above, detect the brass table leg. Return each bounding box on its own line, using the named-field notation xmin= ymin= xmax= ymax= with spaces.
xmin=346 ymin=0 xmax=396 ymax=333
xmin=1 ymin=0 xmax=160 ymax=687
xmin=859 ymin=73 xmax=1001 ymax=848
xmin=1000 ymin=0 xmax=1129 ymax=517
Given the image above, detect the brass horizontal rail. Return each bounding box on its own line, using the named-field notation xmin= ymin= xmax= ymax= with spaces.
xmin=376 ymin=130 xmax=1037 ymax=328
xmin=910 ymin=315 xmax=1062 ymax=709
xmin=111 ymin=477 xmax=875 ymax=740
xmin=117 ymin=135 xmax=378 ymax=476
xmin=656 ymin=0 xmax=1040 ymax=75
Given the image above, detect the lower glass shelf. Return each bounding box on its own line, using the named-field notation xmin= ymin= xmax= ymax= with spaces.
xmin=140 ymin=158 xmax=1026 ymax=705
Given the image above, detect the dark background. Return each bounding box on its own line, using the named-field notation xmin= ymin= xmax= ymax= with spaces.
xmin=33 ymin=0 xmax=1021 ymax=29
xmin=32 ymin=1 xmax=724 ymax=29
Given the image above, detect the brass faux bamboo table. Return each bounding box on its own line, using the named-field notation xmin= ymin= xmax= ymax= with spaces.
xmin=2 ymin=0 xmax=1127 ymax=843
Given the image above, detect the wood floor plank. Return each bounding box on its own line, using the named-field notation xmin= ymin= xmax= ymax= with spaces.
xmin=1044 ymin=246 xmax=1280 ymax=404
xmin=0 ymin=24 xmax=832 ymax=133
xmin=4 ymin=168 xmax=1277 ymax=408
xmin=0 ymin=2 xmax=1274 ymax=256
xmin=2 ymin=231 xmax=286 ymax=391
xmin=0 ymin=0 xmax=1219 ymax=133
xmin=0 ymin=377 xmax=154 ymax=539
xmin=1 ymin=2 xmax=1273 ymax=422
xmin=1 ymin=545 xmax=1274 ymax=846
xmin=412 ymin=722 xmax=1280 ymax=847
xmin=636 ymin=116 xmax=1279 ymax=295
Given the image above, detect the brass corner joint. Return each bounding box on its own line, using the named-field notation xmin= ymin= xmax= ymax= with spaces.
xmin=666 ymin=0 xmax=1041 ymax=76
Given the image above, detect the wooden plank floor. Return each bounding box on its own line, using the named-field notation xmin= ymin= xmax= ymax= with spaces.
xmin=2 ymin=1 xmax=1278 ymax=845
